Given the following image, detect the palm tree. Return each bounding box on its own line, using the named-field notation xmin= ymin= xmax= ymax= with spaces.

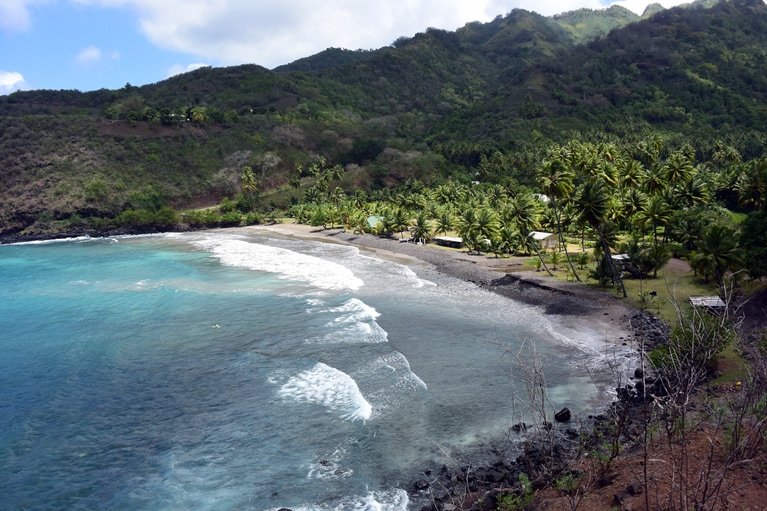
xmin=621 ymin=188 xmax=648 ymax=232
xmin=486 ymin=183 xmax=508 ymax=208
xmin=289 ymin=168 xmax=302 ymax=201
xmin=455 ymin=206 xmax=497 ymax=255
xmin=392 ymin=207 xmax=410 ymax=238
xmin=663 ymin=150 xmax=695 ymax=187
xmin=538 ymin=157 xmax=581 ymax=281
xmin=575 ymin=179 xmax=626 ymax=297
xmin=475 ymin=207 xmax=500 ymax=244
xmin=633 ymin=132 xmax=664 ymax=168
xmin=673 ymin=175 xmax=710 ymax=208
xmin=349 ymin=210 xmax=368 ymax=234
xmin=353 ymin=189 xmax=367 ymax=210
xmin=502 ymin=194 xmax=552 ymax=275
xmin=690 ymin=224 xmax=742 ymax=290
xmin=497 ymin=224 xmax=517 ymax=255
xmin=618 ymin=159 xmax=646 ymax=192
xmin=457 ymin=208 xmax=481 ymax=253
xmin=410 ymin=211 xmax=432 ymax=243
xmin=549 ymin=250 xmax=562 ymax=270
xmin=737 ymin=156 xmax=767 ymax=211
xmin=240 ymin=165 xmax=258 ymax=211
xmin=303 ymin=186 xmax=323 ymax=205
xmin=635 ymin=194 xmax=671 ymax=244
xmin=644 ymin=242 xmax=671 ymax=279
xmin=643 ymin=163 xmax=668 ymax=196
xmin=505 ymin=193 xmax=542 ymax=234
xmin=434 ymin=207 xmax=455 ymax=236
xmin=329 ymin=187 xmax=346 ymax=209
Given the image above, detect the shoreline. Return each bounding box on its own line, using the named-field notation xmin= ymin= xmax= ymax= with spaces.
xmin=4 ymin=224 xmax=656 ymax=509
xmin=249 ymin=224 xmax=649 ymax=508
xmin=252 ymin=223 xmax=639 ymax=351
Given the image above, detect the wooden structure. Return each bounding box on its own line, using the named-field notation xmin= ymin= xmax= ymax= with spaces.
xmin=690 ymin=296 xmax=726 ymax=313
xmin=530 ymin=231 xmax=558 ymax=251
xmin=434 ymin=236 xmax=463 ymax=248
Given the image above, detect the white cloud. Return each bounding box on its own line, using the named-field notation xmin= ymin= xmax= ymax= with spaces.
xmin=69 ymin=0 xmax=700 ymax=69
xmin=72 ymin=46 xmax=120 ymax=67
xmin=166 ymin=62 xmax=210 ymax=78
xmin=0 ymin=71 xmax=26 ymax=94
xmin=74 ymin=46 xmax=103 ymax=66
xmin=0 ymin=0 xmax=38 ymax=33
xmin=72 ymin=0 xmax=504 ymax=68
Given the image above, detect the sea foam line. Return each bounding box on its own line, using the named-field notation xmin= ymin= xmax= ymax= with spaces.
xmin=270 ymin=489 xmax=409 ymax=511
xmin=193 ymin=237 xmax=364 ymax=291
xmin=542 ymin=316 xmax=636 ymax=375
xmin=278 ymin=363 xmax=372 ymax=421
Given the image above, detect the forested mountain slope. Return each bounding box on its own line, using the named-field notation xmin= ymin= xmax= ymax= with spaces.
xmin=1 ymin=0 xmax=765 ymax=237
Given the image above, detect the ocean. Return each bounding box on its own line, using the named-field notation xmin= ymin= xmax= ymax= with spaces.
xmin=0 ymin=229 xmax=631 ymax=510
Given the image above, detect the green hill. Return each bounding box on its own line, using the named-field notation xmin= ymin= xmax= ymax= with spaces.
xmin=1 ymin=0 xmax=766 ymax=238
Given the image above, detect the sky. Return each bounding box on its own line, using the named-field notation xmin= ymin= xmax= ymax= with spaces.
xmin=1 ymin=0 xmax=694 ymax=95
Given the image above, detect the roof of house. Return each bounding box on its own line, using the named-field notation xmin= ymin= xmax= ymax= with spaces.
xmin=530 ymin=231 xmax=556 ymax=240
xmin=690 ymin=296 xmax=726 ymax=308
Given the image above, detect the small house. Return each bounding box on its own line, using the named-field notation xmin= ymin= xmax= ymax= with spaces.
xmin=690 ymin=296 xmax=726 ymax=313
xmin=366 ymin=215 xmax=383 ymax=232
xmin=530 ymin=231 xmax=558 ymax=251
xmin=434 ymin=236 xmax=463 ymax=249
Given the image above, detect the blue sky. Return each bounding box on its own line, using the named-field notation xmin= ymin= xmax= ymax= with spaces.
xmin=1 ymin=0 xmax=691 ymax=95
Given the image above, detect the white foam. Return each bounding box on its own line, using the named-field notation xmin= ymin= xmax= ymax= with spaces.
xmin=307 ymin=447 xmax=354 ymax=480
xmin=304 ymin=298 xmax=389 ymax=345
xmin=356 ymin=252 xmax=428 ymax=289
xmin=542 ymin=316 xmax=637 ymax=377
xmin=8 ymin=235 xmax=96 ymax=246
xmin=274 ymin=489 xmax=409 ymax=511
xmin=328 ymin=298 xmax=380 ymax=322
xmin=193 ymin=238 xmax=364 ymax=291
xmin=353 ymin=352 xmax=428 ymax=418
xmin=278 ymin=363 xmax=372 ymax=421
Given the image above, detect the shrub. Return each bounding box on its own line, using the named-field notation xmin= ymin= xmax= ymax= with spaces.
xmin=244 ymin=212 xmax=262 ymax=225
xmin=219 ymin=211 xmax=243 ymax=227
xmin=219 ymin=197 xmax=237 ymax=213
xmin=116 ymin=209 xmax=154 ymax=227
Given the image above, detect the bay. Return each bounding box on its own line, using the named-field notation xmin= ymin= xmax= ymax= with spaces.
xmin=0 ymin=230 xmax=628 ymax=510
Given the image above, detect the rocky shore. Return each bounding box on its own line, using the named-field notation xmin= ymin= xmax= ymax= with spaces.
xmin=5 ymin=224 xmax=671 ymax=510
xmin=256 ymin=225 xmax=634 ymax=317
xmin=403 ymin=308 xmax=671 ymax=511
xmin=249 ymin=225 xmax=674 ymax=511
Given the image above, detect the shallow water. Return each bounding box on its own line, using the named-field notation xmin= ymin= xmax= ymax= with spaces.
xmin=0 ymin=230 xmax=630 ymax=510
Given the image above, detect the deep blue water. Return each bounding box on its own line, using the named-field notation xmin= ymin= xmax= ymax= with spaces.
xmin=0 ymin=229 xmax=629 ymax=510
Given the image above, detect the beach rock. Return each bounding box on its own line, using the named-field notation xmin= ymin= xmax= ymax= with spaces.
xmin=597 ymin=472 xmax=618 ymax=488
xmin=555 ymin=407 xmax=571 ymax=422
xmin=413 ymin=478 xmax=430 ymax=490
xmin=476 ymin=466 xmax=507 ymax=483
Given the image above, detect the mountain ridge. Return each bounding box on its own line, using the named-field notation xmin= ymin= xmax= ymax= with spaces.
xmin=1 ymin=0 xmax=766 ymax=237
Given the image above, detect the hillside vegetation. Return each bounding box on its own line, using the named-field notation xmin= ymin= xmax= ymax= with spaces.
xmin=0 ymin=0 xmax=766 ymax=240
xmin=3 ymin=1 xmax=767 ymax=509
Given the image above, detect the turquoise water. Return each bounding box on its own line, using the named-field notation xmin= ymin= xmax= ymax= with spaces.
xmin=0 ymin=230 xmax=624 ymax=510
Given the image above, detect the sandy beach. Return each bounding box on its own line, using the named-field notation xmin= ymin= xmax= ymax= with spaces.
xmin=251 ymin=223 xmax=639 ymax=361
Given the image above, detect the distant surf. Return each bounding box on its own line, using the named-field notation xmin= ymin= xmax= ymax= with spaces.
xmin=0 ymin=230 xmax=631 ymax=510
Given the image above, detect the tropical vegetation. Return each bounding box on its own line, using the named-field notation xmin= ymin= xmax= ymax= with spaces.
xmin=1 ymin=0 xmax=766 ymax=291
